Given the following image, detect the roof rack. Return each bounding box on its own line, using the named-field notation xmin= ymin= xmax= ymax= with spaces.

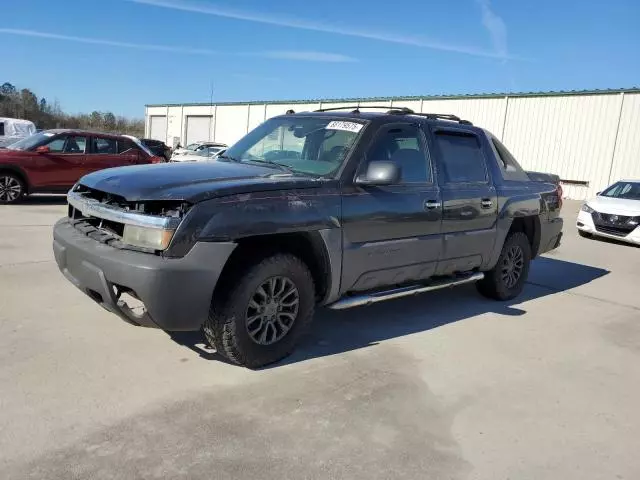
xmin=315 ymin=105 xmax=395 ymax=113
xmin=313 ymin=105 xmax=473 ymax=125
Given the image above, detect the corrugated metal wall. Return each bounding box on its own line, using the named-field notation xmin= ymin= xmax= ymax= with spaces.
xmin=146 ymin=91 xmax=640 ymax=200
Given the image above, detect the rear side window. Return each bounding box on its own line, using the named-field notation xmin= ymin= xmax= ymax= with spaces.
xmin=117 ymin=139 xmax=137 ymax=154
xmin=92 ymin=137 xmax=117 ymax=154
xmin=0 ymin=122 xmax=4 ymax=136
xmin=434 ymin=131 xmax=487 ymax=183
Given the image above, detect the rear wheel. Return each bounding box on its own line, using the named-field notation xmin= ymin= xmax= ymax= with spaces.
xmin=204 ymin=253 xmax=315 ymax=368
xmin=0 ymin=173 xmax=25 ymax=204
xmin=477 ymin=232 xmax=531 ymax=301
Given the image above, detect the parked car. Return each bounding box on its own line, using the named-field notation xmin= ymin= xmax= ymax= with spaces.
xmin=0 ymin=117 xmax=36 ymax=148
xmin=140 ymin=138 xmax=172 ymax=162
xmin=0 ymin=129 xmax=164 ymax=204
xmin=52 ymin=108 xmax=563 ymax=368
xmin=577 ymin=179 xmax=640 ymax=245
xmin=171 ymin=145 xmax=227 ymax=162
xmin=171 ymin=142 xmax=227 ymax=160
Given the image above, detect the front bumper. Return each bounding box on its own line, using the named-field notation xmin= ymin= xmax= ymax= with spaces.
xmin=53 ymin=218 xmax=236 ymax=331
xmin=576 ymin=210 xmax=640 ymax=245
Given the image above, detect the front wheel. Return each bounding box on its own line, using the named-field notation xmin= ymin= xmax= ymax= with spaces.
xmin=204 ymin=253 xmax=315 ymax=368
xmin=477 ymin=232 xmax=532 ymax=301
xmin=0 ymin=173 xmax=25 ymax=204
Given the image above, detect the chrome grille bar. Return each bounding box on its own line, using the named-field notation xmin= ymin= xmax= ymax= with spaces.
xmin=67 ymin=190 xmax=180 ymax=230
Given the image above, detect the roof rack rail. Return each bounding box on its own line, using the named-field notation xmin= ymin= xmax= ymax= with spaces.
xmin=412 ymin=113 xmax=473 ymax=125
xmin=313 ymin=105 xmax=473 ymax=125
xmin=314 ymin=105 xmax=405 ymax=113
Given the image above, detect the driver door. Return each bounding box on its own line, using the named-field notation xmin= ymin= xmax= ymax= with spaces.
xmin=340 ymin=123 xmax=443 ymax=292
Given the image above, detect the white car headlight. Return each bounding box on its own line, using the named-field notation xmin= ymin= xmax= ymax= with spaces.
xmin=581 ymin=203 xmax=595 ymax=214
xmin=123 ymin=225 xmax=175 ymax=250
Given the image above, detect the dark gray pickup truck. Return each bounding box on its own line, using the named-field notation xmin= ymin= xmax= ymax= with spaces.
xmin=53 ymin=107 xmax=563 ymax=367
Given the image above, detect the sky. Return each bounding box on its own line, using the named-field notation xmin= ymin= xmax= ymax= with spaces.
xmin=2 ymin=0 xmax=639 ymax=118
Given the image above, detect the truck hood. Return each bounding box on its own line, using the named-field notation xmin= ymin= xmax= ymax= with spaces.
xmin=78 ymin=161 xmax=322 ymax=203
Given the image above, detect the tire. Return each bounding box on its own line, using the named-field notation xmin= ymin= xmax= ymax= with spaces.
xmin=0 ymin=172 xmax=25 ymax=204
xmin=477 ymin=231 xmax=532 ymax=301
xmin=204 ymin=253 xmax=315 ymax=368
xmin=578 ymin=230 xmax=592 ymax=238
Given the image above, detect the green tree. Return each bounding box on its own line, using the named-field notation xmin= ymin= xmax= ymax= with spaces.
xmin=103 ymin=112 xmax=116 ymax=132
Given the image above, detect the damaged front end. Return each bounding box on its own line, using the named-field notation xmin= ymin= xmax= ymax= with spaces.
xmin=67 ymin=184 xmax=192 ymax=253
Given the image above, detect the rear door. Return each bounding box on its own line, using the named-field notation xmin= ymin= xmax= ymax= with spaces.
xmin=428 ymin=127 xmax=498 ymax=274
xmin=83 ymin=135 xmax=138 ymax=175
xmin=341 ymin=122 xmax=443 ymax=292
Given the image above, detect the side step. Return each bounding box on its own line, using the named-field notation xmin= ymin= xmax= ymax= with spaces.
xmin=327 ymin=272 xmax=484 ymax=310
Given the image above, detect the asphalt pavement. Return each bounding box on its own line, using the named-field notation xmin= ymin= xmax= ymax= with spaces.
xmin=1 ymin=197 xmax=639 ymax=479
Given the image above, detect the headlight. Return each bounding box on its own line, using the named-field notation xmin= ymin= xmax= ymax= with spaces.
xmin=628 ymin=217 xmax=640 ymax=227
xmin=581 ymin=203 xmax=595 ymax=213
xmin=122 ymin=225 xmax=175 ymax=250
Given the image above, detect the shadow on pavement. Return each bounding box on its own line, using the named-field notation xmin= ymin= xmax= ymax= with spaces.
xmin=19 ymin=194 xmax=67 ymax=205
xmin=167 ymin=256 xmax=608 ymax=366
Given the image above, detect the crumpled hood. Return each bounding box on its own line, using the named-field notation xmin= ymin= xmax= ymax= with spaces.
xmin=587 ymin=195 xmax=640 ymax=215
xmin=77 ymin=161 xmax=320 ymax=203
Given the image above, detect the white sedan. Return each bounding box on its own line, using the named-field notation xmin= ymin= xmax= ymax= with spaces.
xmin=171 ymin=145 xmax=226 ymax=163
xmin=577 ymin=179 xmax=640 ymax=245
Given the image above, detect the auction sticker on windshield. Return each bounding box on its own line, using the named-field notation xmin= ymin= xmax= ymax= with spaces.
xmin=326 ymin=121 xmax=364 ymax=133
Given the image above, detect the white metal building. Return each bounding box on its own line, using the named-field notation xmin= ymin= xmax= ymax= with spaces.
xmin=145 ymin=88 xmax=640 ymax=200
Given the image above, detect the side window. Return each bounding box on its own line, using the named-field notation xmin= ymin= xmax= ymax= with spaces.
xmin=117 ymin=139 xmax=137 ymax=154
xmin=92 ymin=137 xmax=117 ymax=154
xmin=365 ymin=124 xmax=430 ymax=183
xmin=63 ymin=136 xmax=87 ymax=153
xmin=0 ymin=122 xmax=4 ymax=136
xmin=434 ymin=131 xmax=487 ymax=183
xmin=492 ymin=138 xmax=518 ymax=172
xmin=45 ymin=136 xmax=68 ymax=153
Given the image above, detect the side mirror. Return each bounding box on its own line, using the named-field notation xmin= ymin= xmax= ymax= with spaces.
xmin=355 ymin=161 xmax=401 ymax=186
xmin=35 ymin=145 xmax=50 ymax=154
xmin=596 ymin=191 xmax=601 ymax=196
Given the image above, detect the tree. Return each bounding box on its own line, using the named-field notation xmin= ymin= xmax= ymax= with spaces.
xmin=89 ymin=111 xmax=103 ymax=129
xmin=103 ymin=112 xmax=116 ymax=132
xmin=1 ymin=82 xmax=16 ymax=95
xmin=39 ymin=98 xmax=48 ymax=113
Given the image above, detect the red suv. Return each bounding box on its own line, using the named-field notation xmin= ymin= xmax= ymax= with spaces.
xmin=0 ymin=129 xmax=164 ymax=204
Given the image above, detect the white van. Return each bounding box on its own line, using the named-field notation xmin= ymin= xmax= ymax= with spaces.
xmin=0 ymin=117 xmax=37 ymax=148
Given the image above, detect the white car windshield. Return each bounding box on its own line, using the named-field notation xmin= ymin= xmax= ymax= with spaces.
xmin=223 ymin=116 xmax=365 ymax=177
xmin=601 ymin=181 xmax=640 ymax=201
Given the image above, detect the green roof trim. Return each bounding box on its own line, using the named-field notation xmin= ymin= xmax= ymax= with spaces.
xmin=145 ymin=87 xmax=640 ymax=108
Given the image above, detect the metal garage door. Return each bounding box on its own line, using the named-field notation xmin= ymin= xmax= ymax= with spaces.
xmin=185 ymin=116 xmax=212 ymax=145
xmin=149 ymin=116 xmax=167 ymax=142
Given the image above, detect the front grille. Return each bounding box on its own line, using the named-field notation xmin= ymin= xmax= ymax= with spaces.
xmin=594 ymin=225 xmax=632 ymax=237
xmin=591 ymin=212 xmax=635 ymax=237
xmin=595 ymin=212 xmax=631 ymax=224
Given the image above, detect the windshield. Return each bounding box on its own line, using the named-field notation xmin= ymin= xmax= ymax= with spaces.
xmin=223 ymin=116 xmax=365 ymax=176
xmin=185 ymin=143 xmax=200 ymax=151
xmin=7 ymin=131 xmax=55 ymax=151
xmin=601 ymin=181 xmax=640 ymax=200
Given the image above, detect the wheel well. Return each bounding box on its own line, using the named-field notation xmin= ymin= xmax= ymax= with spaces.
xmin=0 ymin=166 xmax=29 ymax=193
xmin=215 ymin=232 xmax=330 ymax=302
xmin=509 ymin=216 xmax=541 ymax=257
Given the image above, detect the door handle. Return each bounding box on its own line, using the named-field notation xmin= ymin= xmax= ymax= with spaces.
xmin=481 ymin=199 xmax=493 ymax=209
xmin=423 ymin=200 xmax=441 ymax=210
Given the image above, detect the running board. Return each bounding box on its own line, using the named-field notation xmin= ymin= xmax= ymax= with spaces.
xmin=328 ymin=272 xmax=485 ymax=310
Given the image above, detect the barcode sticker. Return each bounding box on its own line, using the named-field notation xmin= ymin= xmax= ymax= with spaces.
xmin=326 ymin=121 xmax=364 ymax=133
